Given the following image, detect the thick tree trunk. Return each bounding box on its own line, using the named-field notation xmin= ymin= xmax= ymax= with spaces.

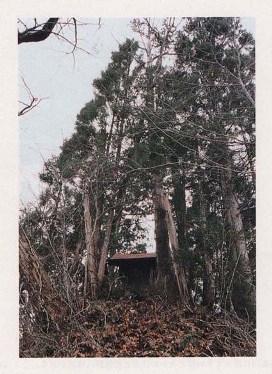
xmin=83 ymin=192 xmax=97 ymax=299
xmin=19 ymin=229 xmax=66 ymax=326
xmin=221 ymin=170 xmax=255 ymax=319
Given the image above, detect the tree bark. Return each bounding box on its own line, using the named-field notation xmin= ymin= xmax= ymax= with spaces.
xmin=153 ymin=175 xmax=190 ymax=304
xmin=171 ymin=165 xmax=187 ymax=250
xmin=153 ymin=175 xmax=173 ymax=281
xmin=61 ymin=243 xmax=72 ymax=306
xmin=19 ymin=228 xmax=66 ymax=326
xmin=161 ymin=189 xmax=190 ymax=305
xmin=83 ymin=192 xmax=97 ymax=299
xmin=18 ymin=18 xmax=59 ymax=44
xmin=198 ymin=180 xmax=215 ymax=308
xmin=97 ymin=208 xmax=115 ymax=285
xmin=221 ymin=169 xmax=255 ymax=319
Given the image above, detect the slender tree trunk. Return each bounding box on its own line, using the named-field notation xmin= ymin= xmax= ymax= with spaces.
xmin=108 ymin=175 xmax=129 ymax=256
xmin=83 ymin=192 xmax=97 ymax=299
xmin=97 ymin=208 xmax=115 ymax=285
xmin=242 ymin=131 xmax=255 ymax=189
xmin=221 ymin=169 xmax=255 ymax=319
xmin=171 ymin=165 xmax=187 ymax=250
xmin=161 ymin=190 xmax=190 ymax=305
xmin=198 ymin=180 xmax=215 ymax=308
xmin=93 ymin=194 xmax=103 ymax=254
xmin=61 ymin=243 xmax=72 ymax=307
xmin=70 ymin=234 xmax=82 ymax=275
xmin=153 ymin=175 xmax=173 ymax=281
xmin=61 ymin=204 xmax=72 ymax=307
xmin=153 ymin=175 xmax=190 ymax=304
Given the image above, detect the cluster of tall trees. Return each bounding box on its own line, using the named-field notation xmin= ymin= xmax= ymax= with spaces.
xmin=20 ymin=17 xmax=255 ymax=327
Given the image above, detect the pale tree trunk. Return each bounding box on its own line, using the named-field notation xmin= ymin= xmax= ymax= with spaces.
xmin=96 ymin=175 xmax=129 ymax=285
xmin=61 ymin=243 xmax=72 ymax=307
xmin=19 ymin=229 xmax=66 ymax=327
xmin=97 ymin=208 xmax=115 ymax=285
xmin=93 ymin=195 xmax=102 ymax=254
xmin=153 ymin=175 xmax=190 ymax=305
xmin=70 ymin=235 xmax=83 ymax=304
xmin=198 ymin=181 xmax=215 ymax=308
xmin=61 ymin=206 xmax=72 ymax=307
xmin=83 ymin=173 xmax=128 ymax=295
xmin=153 ymin=175 xmax=173 ymax=282
xmin=161 ymin=190 xmax=190 ymax=305
xmin=221 ymin=169 xmax=255 ymax=319
xmin=83 ymin=192 xmax=97 ymax=300
xmin=241 ymin=131 xmax=255 ymax=189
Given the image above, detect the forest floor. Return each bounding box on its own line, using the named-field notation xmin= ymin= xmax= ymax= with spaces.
xmin=21 ymin=294 xmax=256 ymax=357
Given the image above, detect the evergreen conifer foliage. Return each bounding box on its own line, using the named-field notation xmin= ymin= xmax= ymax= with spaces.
xmin=20 ymin=19 xmax=255 ymax=355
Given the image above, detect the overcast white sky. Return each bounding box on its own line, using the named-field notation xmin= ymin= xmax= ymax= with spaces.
xmin=19 ymin=18 xmax=136 ymax=206
xmin=19 ymin=17 xmax=255 ymax=207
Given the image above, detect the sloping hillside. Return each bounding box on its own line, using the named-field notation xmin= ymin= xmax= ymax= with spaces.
xmin=20 ymin=295 xmax=256 ymax=357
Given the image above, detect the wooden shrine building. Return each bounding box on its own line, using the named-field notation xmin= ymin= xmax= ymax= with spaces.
xmin=108 ymin=252 xmax=157 ymax=290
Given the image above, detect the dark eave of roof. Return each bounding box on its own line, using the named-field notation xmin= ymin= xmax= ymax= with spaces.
xmin=108 ymin=252 xmax=157 ymax=263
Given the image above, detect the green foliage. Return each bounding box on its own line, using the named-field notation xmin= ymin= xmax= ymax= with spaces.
xmin=21 ymin=18 xmax=255 ymax=320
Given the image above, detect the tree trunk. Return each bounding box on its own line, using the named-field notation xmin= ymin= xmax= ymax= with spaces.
xmin=61 ymin=243 xmax=72 ymax=306
xmin=221 ymin=169 xmax=255 ymax=319
xmin=153 ymin=175 xmax=190 ymax=304
xmin=93 ymin=194 xmax=103 ymax=254
xmin=171 ymin=165 xmax=187 ymax=250
xmin=153 ymin=176 xmax=173 ymax=282
xmin=83 ymin=192 xmax=97 ymax=299
xmin=198 ymin=180 xmax=215 ymax=308
xmin=19 ymin=228 xmax=66 ymax=327
xmin=161 ymin=189 xmax=190 ymax=305
xmin=97 ymin=208 xmax=115 ymax=285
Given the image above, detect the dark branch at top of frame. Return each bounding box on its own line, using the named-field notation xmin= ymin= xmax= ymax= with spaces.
xmin=18 ymin=18 xmax=59 ymax=44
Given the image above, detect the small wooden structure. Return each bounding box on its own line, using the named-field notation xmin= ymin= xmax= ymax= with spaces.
xmin=108 ymin=252 xmax=157 ymax=290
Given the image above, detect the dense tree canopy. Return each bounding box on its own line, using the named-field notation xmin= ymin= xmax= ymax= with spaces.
xmin=19 ymin=17 xmax=255 ymax=357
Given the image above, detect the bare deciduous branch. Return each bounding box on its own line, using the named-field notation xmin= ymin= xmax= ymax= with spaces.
xmin=18 ymin=77 xmax=46 ymax=116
